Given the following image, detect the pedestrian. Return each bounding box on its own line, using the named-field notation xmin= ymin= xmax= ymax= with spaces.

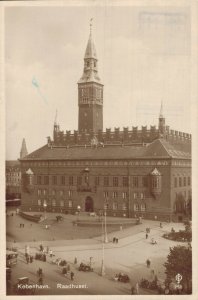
xmin=40 ymin=244 xmax=43 ymax=252
xmin=146 ymin=259 xmax=151 ymax=268
xmin=70 ymin=271 xmax=74 ymax=281
xmin=113 ymin=237 xmax=115 ymax=243
xmin=116 ymin=238 xmax=119 ymax=244
xmin=160 ymin=222 xmax=162 ymax=228
xmin=131 ymin=286 xmax=135 ymax=294
xmin=62 ymin=267 xmax=67 ymax=275
xmin=67 ymin=264 xmax=70 ymax=272
xmin=46 ymin=246 xmax=49 ymax=254
xmin=38 ymin=274 xmax=43 ymax=285
xmin=74 ymin=257 xmax=77 ymax=264
xmin=43 ymin=254 xmax=46 ymax=262
xmin=26 ymin=255 xmax=29 ymax=264
xmin=146 ymin=233 xmax=148 ymax=239
xmin=30 ymin=255 xmax=33 ymax=263
xmin=49 ymin=250 xmax=53 ymax=258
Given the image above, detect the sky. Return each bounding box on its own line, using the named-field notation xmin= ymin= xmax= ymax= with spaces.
xmin=5 ymin=4 xmax=191 ymax=160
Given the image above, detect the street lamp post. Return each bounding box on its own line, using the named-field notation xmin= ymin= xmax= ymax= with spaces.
xmin=43 ymin=203 xmax=47 ymax=220
xmin=104 ymin=205 xmax=108 ymax=243
xmin=100 ymin=217 xmax=105 ymax=276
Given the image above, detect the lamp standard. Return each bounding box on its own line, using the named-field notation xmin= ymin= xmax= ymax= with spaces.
xmin=43 ymin=202 xmax=47 ymax=220
xmin=100 ymin=216 xmax=105 ymax=276
xmin=104 ymin=203 xmax=108 ymax=243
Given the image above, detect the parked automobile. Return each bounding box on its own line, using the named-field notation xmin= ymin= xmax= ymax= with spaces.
xmin=79 ymin=262 xmax=93 ymax=272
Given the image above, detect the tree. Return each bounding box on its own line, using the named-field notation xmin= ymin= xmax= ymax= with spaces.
xmin=164 ymin=245 xmax=192 ymax=294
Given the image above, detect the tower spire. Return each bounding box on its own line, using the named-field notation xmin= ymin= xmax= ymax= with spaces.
xmin=20 ymin=138 xmax=28 ymax=159
xmin=158 ymin=100 xmax=165 ymax=135
xmin=159 ymin=100 xmax=163 ymax=118
xmin=54 ymin=109 xmax=58 ymax=125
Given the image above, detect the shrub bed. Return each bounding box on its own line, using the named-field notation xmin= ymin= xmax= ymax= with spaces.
xmin=163 ymin=230 xmax=191 ymax=242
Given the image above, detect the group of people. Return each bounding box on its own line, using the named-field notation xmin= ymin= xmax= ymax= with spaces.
xmin=25 ymin=253 xmax=34 ymax=264
xmin=112 ymin=237 xmax=119 ymax=244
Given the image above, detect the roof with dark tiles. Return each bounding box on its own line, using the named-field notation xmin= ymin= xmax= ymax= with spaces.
xmin=20 ymin=138 xmax=191 ymax=161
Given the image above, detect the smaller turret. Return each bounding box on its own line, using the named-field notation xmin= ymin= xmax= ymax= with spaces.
xmin=158 ymin=100 xmax=166 ymax=135
xmin=53 ymin=109 xmax=60 ymax=141
xmin=20 ymin=138 xmax=28 ymax=159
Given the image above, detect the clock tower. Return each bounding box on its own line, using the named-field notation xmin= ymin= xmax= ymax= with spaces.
xmin=78 ymin=22 xmax=103 ymax=133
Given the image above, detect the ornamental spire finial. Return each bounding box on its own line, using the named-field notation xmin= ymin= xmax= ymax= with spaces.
xmin=54 ymin=109 xmax=58 ymax=125
xmin=90 ymin=18 xmax=93 ymax=36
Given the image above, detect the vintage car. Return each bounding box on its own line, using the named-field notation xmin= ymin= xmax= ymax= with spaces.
xmin=114 ymin=273 xmax=130 ymax=283
xmin=78 ymin=262 xmax=93 ymax=272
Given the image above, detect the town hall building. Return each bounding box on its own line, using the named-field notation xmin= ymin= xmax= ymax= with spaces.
xmin=20 ymin=25 xmax=191 ymax=222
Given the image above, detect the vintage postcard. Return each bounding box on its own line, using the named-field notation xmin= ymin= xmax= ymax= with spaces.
xmin=1 ymin=0 xmax=198 ymax=299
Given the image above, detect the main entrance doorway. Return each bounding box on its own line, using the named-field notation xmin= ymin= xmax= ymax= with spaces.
xmin=85 ymin=196 xmax=94 ymax=212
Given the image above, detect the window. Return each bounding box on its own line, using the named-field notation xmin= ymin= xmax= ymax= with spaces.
xmin=86 ymin=61 xmax=90 ymax=67
xmin=68 ymin=190 xmax=73 ymax=198
xmin=43 ymin=189 xmax=47 ymax=195
xmin=113 ymin=202 xmax=118 ymax=210
xmin=104 ymin=191 xmax=109 ymax=198
xmin=104 ymin=203 xmax=109 ymax=209
xmin=38 ymin=189 xmax=41 ymax=196
xmin=123 ymin=177 xmax=129 ymax=187
xmin=179 ymin=177 xmax=182 ymax=187
xmin=44 ymin=176 xmax=49 ymax=185
xmin=152 ymin=177 xmax=160 ymax=188
xmin=183 ymin=177 xmax=186 ymax=186
xmin=141 ymin=204 xmax=146 ymax=211
xmin=113 ymin=177 xmax=118 ymax=187
xmin=37 ymin=176 xmax=42 ymax=185
xmin=38 ymin=199 xmax=41 ymax=206
xmin=174 ymin=177 xmax=177 ymax=187
xmin=52 ymin=189 xmax=56 ymax=196
xmin=142 ymin=177 xmax=148 ymax=187
xmin=134 ymin=203 xmax=139 ymax=211
xmin=95 ymin=176 xmax=100 ymax=186
xmin=60 ymin=200 xmax=64 ymax=207
xmin=112 ymin=191 xmax=118 ymax=198
xmin=77 ymin=176 xmax=82 ymax=186
xmin=134 ymin=192 xmax=138 ymax=199
xmin=60 ymin=190 xmax=64 ymax=196
xmin=122 ymin=192 xmax=128 ymax=199
xmin=188 ymin=176 xmax=191 ymax=186
xmin=133 ymin=177 xmax=138 ymax=187
xmin=61 ymin=176 xmax=65 ymax=185
xmin=104 ymin=176 xmax=109 ymax=187
xmin=52 ymin=199 xmax=56 ymax=207
xmin=122 ymin=202 xmax=127 ymax=210
xmin=69 ymin=176 xmax=73 ymax=186
xmin=52 ymin=176 xmax=57 ymax=185
xmin=69 ymin=200 xmax=73 ymax=208
xmin=140 ymin=192 xmax=144 ymax=199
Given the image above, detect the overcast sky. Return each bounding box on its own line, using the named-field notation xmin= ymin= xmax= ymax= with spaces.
xmin=5 ymin=4 xmax=191 ymax=160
